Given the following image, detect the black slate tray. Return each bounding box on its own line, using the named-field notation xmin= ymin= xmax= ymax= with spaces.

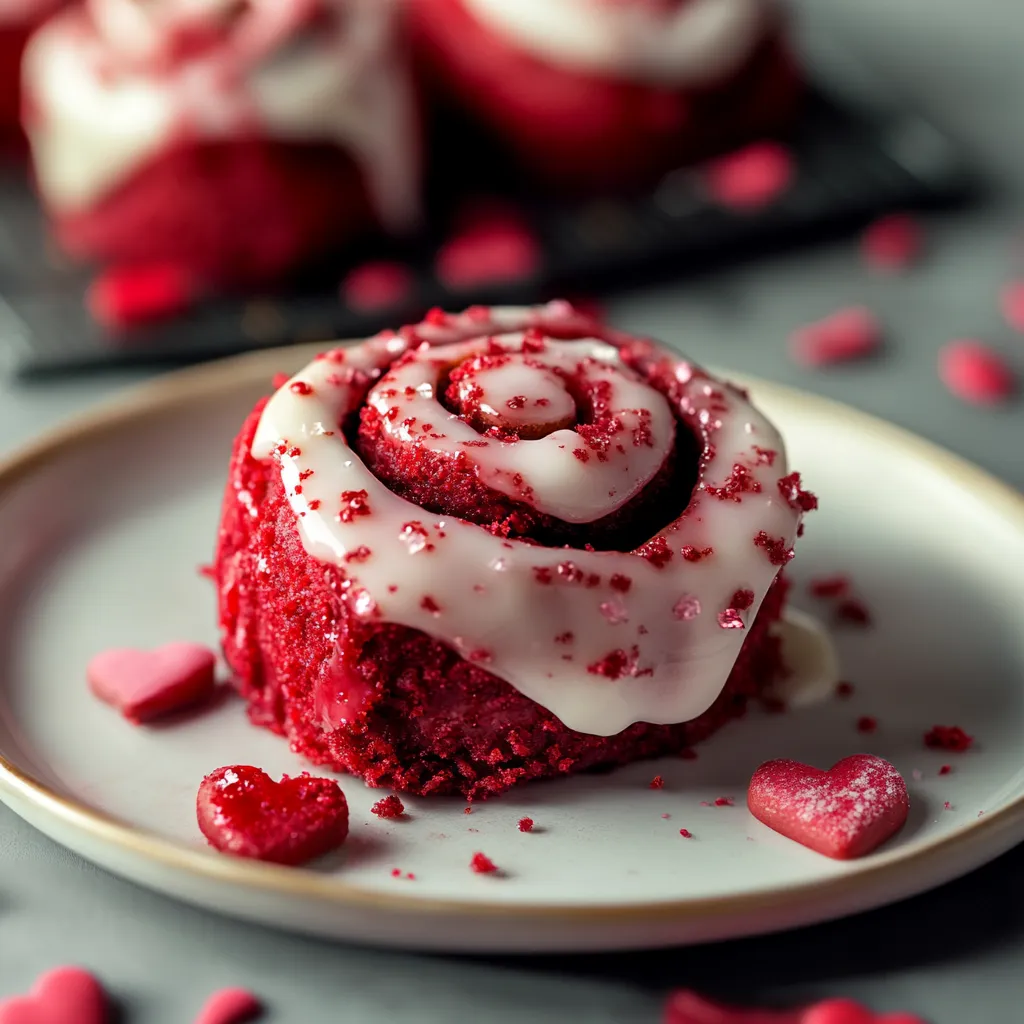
xmin=0 ymin=88 xmax=973 ymax=378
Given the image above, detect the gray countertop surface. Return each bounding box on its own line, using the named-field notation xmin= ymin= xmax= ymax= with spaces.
xmin=2 ymin=0 xmax=1024 ymax=1019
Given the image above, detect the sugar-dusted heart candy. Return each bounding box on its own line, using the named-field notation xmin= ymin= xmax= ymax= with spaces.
xmin=87 ymin=642 xmax=217 ymax=723
xmin=664 ymin=990 xmax=800 ymax=1023
xmin=193 ymin=988 xmax=262 ymax=1024
xmin=663 ymin=992 xmax=926 ymax=1024
xmin=197 ymin=766 xmax=349 ymax=866
xmin=0 ymin=967 xmax=108 ymax=1024
xmin=788 ymin=307 xmax=882 ymax=367
xmin=747 ymin=754 xmax=909 ymax=859
xmin=801 ymin=998 xmax=926 ymax=1024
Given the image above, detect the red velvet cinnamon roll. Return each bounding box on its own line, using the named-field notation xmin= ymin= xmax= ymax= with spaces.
xmin=408 ymin=0 xmax=802 ymax=190
xmin=22 ymin=0 xmax=419 ymax=286
xmin=215 ymin=303 xmax=815 ymax=799
xmin=0 ymin=0 xmax=62 ymax=149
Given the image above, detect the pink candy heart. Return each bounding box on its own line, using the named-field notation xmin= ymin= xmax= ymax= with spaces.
xmin=0 ymin=967 xmax=107 ymax=1024
xmin=747 ymin=754 xmax=909 ymax=860
xmin=664 ymin=992 xmax=927 ymax=1024
xmin=87 ymin=642 xmax=216 ymax=723
xmin=193 ymin=988 xmax=262 ymax=1024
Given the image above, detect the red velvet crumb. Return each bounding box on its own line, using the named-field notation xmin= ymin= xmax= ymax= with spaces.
xmin=470 ymin=852 xmax=498 ymax=874
xmin=272 ymin=372 xmax=290 ymax=389
xmin=857 ymin=716 xmax=878 ymax=734
xmin=924 ymin=726 xmax=973 ymax=752
xmin=679 ymin=828 xmax=693 ymax=838
xmin=518 ymin=817 xmax=534 ymax=833
xmin=290 ymin=381 xmax=314 ymax=396
xmin=714 ymin=797 xmax=733 ymax=807
xmin=836 ymin=599 xmax=872 ymax=626
xmin=810 ymin=575 xmax=850 ymax=598
xmin=371 ymin=795 xmax=405 ymax=819
xmin=836 ymin=681 xmax=855 ymax=698
xmin=862 ymin=213 xmax=923 ymax=271
xmin=649 ymin=775 xmax=665 ymax=790
xmin=463 ymin=806 xmax=473 ymax=814
xmin=939 ymin=764 xmax=952 ymax=775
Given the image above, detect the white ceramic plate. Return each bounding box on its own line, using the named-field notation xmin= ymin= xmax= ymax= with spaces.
xmin=1 ymin=346 xmax=1023 ymax=954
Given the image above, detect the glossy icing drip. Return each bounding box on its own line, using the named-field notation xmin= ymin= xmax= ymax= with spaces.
xmin=23 ymin=0 xmax=418 ymax=228
xmin=459 ymin=0 xmax=769 ymax=85
xmin=253 ymin=303 xmax=805 ymax=736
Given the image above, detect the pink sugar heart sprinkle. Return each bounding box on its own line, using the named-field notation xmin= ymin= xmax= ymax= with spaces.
xmin=789 ymin=307 xmax=881 ymax=367
xmin=663 ymin=991 xmax=927 ymax=1024
xmin=938 ymin=340 xmax=1017 ymax=405
xmin=1001 ymin=281 xmax=1024 ymax=332
xmin=0 ymin=967 xmax=108 ymax=1024
xmin=341 ymin=261 xmax=414 ymax=313
xmin=86 ymin=642 xmax=217 ymax=723
xmin=705 ymin=142 xmax=793 ymax=209
xmin=192 ymin=988 xmax=262 ymax=1024
xmin=861 ymin=214 xmax=922 ymax=271
xmin=747 ymin=754 xmax=909 ymax=860
xmin=802 ymin=998 xmax=927 ymax=1024
xmin=436 ymin=207 xmax=541 ymax=290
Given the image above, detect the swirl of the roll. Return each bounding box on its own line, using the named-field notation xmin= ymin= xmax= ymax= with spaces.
xmin=253 ymin=302 xmax=815 ymax=736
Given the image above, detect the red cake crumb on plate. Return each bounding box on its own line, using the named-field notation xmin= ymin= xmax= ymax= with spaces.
xmin=470 ymin=852 xmax=499 ymax=874
xmin=924 ymin=725 xmax=973 ymax=752
xmin=371 ymin=794 xmax=405 ymax=819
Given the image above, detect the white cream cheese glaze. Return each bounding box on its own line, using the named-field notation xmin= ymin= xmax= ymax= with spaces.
xmin=252 ymin=302 xmax=809 ymax=736
xmin=458 ymin=0 xmax=769 ymax=85
xmin=22 ymin=0 xmax=418 ymax=228
xmin=366 ymin=335 xmax=677 ymax=522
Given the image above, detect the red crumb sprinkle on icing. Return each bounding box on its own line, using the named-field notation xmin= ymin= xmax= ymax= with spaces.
xmin=924 ymin=725 xmax=974 ymax=752
xmin=649 ymin=775 xmax=665 ymax=789
xmin=857 ymin=715 xmax=878 ymax=734
xmin=836 ymin=598 xmax=872 ymax=627
xmin=679 ymin=828 xmax=693 ymax=838
xmin=470 ymin=852 xmax=499 ymax=874
xmin=705 ymin=141 xmax=793 ymax=209
xmin=370 ymin=795 xmax=405 ymax=819
xmin=754 ymin=531 xmax=794 ymax=566
xmin=810 ymin=575 xmax=850 ymax=598
xmin=747 ymin=754 xmax=910 ymax=860
xmin=938 ymin=340 xmax=1017 ymax=405
xmin=939 ymin=764 xmax=952 ymax=775
xmin=789 ymin=306 xmax=882 ymax=367
xmin=289 ymin=380 xmax=314 ymax=396
xmin=1002 ymin=281 xmax=1024 ymax=332
xmin=862 ymin=213 xmax=923 ymax=271
xmin=777 ymin=472 xmax=818 ymax=512
xmin=836 ymin=681 xmax=855 ymax=698
xmin=518 ymin=817 xmax=534 ymax=833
